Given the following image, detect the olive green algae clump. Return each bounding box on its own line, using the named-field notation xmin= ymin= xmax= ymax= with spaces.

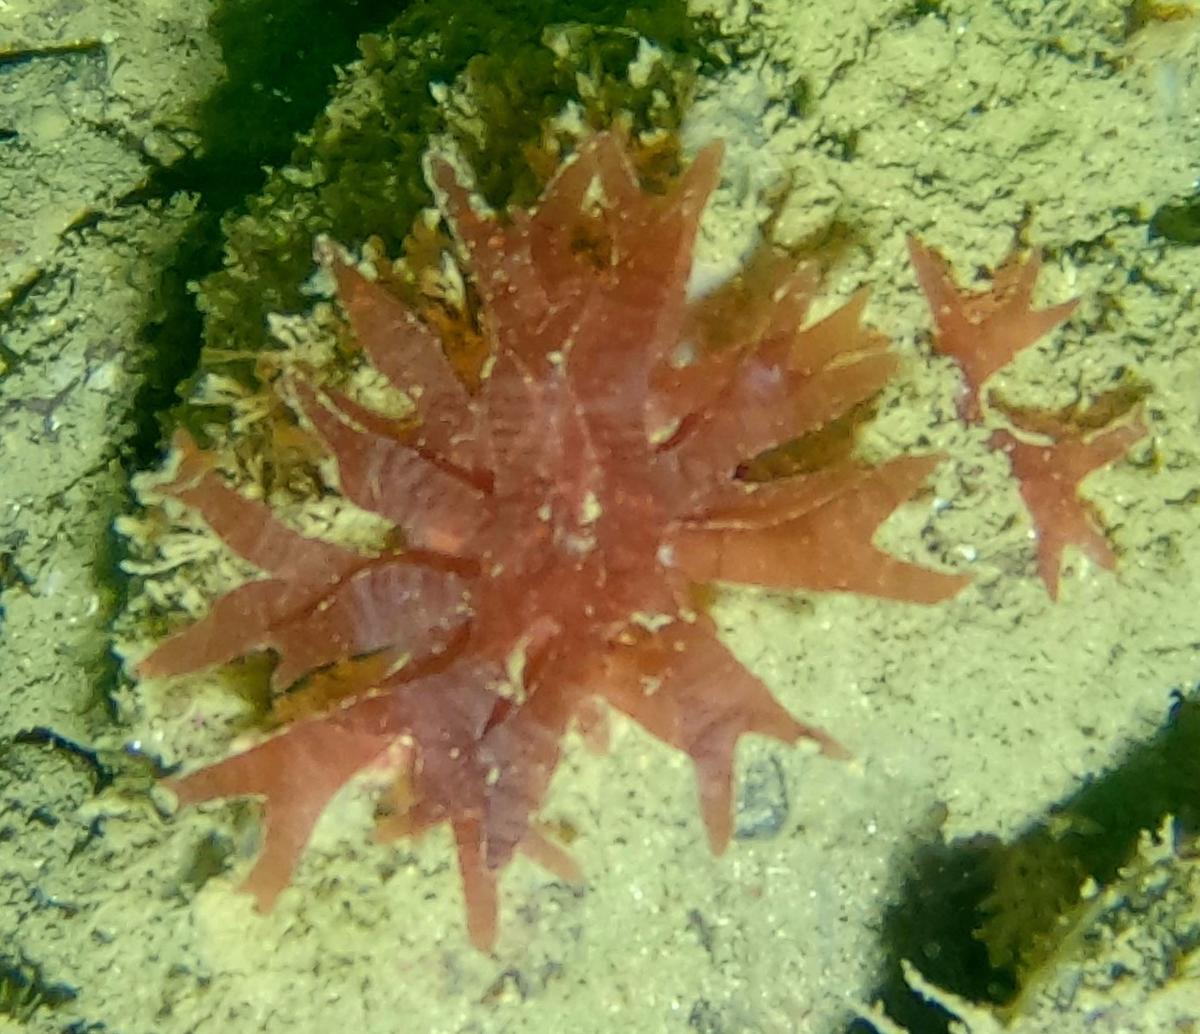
xmin=193 ymin=1 xmax=724 ymax=397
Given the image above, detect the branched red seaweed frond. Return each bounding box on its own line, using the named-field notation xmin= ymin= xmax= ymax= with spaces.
xmin=138 ymin=132 xmax=968 ymax=950
xmin=908 ymin=236 xmax=1146 ymax=599
xmin=907 ymin=238 xmax=1081 ymax=423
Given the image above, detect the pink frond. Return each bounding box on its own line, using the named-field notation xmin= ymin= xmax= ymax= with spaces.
xmin=908 ymin=236 xmax=1080 ymax=421
xmin=992 ymin=418 xmax=1146 ymax=599
xmin=332 ymin=261 xmax=480 ymax=467
xmin=288 ymin=377 xmax=490 ymax=555
xmin=669 ymin=455 xmax=970 ymax=603
xmin=167 ymin=719 xmax=393 ymax=910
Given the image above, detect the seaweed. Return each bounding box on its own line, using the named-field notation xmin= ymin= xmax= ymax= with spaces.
xmin=861 ymin=688 xmax=1200 ymax=1031
xmin=908 ymin=237 xmax=1146 ymax=598
xmin=1149 ymin=191 xmax=1200 ymax=245
xmin=130 ymin=1 xmax=722 ymax=463
xmin=189 ymin=1 xmax=722 ymax=401
xmin=132 ymin=133 xmax=969 ymax=950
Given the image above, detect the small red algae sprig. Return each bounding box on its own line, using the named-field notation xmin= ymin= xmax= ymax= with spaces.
xmin=907 ymin=238 xmax=1146 ymax=599
xmin=138 ymin=132 xmax=969 ymax=951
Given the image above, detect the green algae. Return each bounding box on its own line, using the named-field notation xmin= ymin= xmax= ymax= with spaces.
xmin=865 ymin=689 xmax=1200 ymax=1031
xmin=186 ymin=1 xmax=722 ymax=408
xmin=1149 ymin=191 xmax=1200 ymax=244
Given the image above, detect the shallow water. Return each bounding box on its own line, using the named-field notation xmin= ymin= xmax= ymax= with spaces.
xmin=2 ymin=2 xmax=1199 ymax=1032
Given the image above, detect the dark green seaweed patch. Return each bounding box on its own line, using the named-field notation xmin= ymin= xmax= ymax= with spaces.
xmin=190 ymin=0 xmax=721 ymax=412
xmin=858 ymin=687 xmax=1200 ymax=1033
xmin=131 ymin=0 xmax=721 ymax=460
xmin=1149 ymin=191 xmax=1200 ymax=245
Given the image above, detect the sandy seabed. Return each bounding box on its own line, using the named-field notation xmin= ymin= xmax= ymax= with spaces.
xmin=2 ymin=1 xmax=1199 ymax=1032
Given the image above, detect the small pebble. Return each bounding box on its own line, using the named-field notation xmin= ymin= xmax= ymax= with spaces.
xmin=734 ymin=755 xmax=789 ymax=840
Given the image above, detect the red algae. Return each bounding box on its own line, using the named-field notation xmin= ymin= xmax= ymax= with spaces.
xmin=908 ymin=236 xmax=1146 ymax=599
xmin=140 ymin=132 xmax=971 ymax=950
xmin=992 ymin=424 xmax=1148 ymax=600
xmin=907 ymin=237 xmax=1080 ymax=423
